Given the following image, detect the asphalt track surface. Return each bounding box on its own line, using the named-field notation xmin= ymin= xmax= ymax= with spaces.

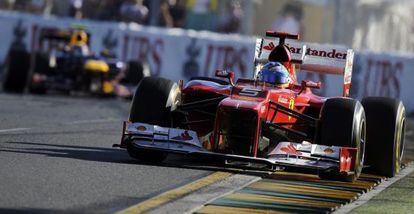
xmin=1 ymin=93 xmax=413 ymax=213
xmin=0 ymin=93 xmax=210 ymax=213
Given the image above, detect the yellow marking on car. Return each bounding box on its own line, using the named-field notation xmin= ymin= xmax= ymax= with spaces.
xmin=116 ymin=172 xmax=232 ymax=214
xmin=288 ymin=97 xmax=294 ymax=120
xmin=84 ymin=60 xmax=109 ymax=73
xmin=103 ymin=81 xmax=114 ymax=94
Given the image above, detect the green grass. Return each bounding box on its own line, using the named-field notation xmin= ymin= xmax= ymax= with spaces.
xmin=351 ymin=173 xmax=414 ymax=214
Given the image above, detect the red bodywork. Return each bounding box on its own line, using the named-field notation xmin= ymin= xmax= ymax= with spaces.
xmin=181 ymin=75 xmax=326 ymax=158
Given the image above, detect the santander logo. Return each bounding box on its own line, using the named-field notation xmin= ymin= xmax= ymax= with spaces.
xmin=263 ymin=42 xmax=347 ymax=60
xmin=263 ymin=42 xmax=275 ymax=51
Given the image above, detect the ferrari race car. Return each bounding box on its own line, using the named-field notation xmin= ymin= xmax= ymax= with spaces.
xmin=114 ymin=31 xmax=406 ymax=181
xmin=2 ymin=27 xmax=148 ymax=97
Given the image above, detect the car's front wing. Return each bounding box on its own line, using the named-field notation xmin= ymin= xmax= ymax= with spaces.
xmin=116 ymin=122 xmax=358 ymax=174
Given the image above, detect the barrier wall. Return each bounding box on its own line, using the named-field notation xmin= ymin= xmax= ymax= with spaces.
xmin=0 ymin=11 xmax=413 ymax=113
xmin=0 ymin=11 xmax=255 ymax=82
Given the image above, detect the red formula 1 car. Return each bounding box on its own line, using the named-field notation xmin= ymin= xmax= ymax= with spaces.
xmin=114 ymin=32 xmax=406 ymax=181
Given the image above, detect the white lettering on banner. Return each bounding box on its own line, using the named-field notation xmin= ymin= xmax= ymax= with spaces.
xmin=351 ymin=54 xmax=406 ymax=100
xmin=362 ymin=59 xmax=403 ymax=98
xmin=120 ymin=33 xmax=253 ymax=80
xmin=122 ymin=35 xmax=164 ymax=76
xmin=349 ymin=53 xmax=414 ymax=113
xmin=203 ymin=45 xmax=249 ymax=78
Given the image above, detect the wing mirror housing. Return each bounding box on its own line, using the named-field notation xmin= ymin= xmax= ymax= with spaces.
xmin=215 ymin=69 xmax=235 ymax=86
xmin=301 ymin=80 xmax=321 ymax=90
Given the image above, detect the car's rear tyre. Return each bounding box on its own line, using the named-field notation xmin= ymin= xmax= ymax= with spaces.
xmin=125 ymin=61 xmax=150 ymax=86
xmin=34 ymin=53 xmax=52 ymax=74
xmin=362 ymin=97 xmax=406 ymax=177
xmin=2 ymin=50 xmax=30 ymax=93
xmin=127 ymin=77 xmax=180 ymax=163
xmin=318 ymin=98 xmax=366 ymax=182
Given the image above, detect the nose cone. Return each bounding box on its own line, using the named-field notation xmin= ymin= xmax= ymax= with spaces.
xmin=219 ymin=97 xmax=264 ymax=112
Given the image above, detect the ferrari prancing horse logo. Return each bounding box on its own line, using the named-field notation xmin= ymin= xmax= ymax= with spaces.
xmin=288 ymin=97 xmax=295 ymax=120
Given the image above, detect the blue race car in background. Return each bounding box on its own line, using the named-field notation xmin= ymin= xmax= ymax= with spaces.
xmin=2 ymin=27 xmax=149 ymax=97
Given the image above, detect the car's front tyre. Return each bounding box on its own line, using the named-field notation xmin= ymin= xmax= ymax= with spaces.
xmin=318 ymin=98 xmax=366 ymax=182
xmin=127 ymin=77 xmax=180 ymax=163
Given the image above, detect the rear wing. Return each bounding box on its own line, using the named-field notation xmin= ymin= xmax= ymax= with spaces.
xmin=39 ymin=28 xmax=72 ymax=42
xmin=254 ymin=38 xmax=354 ymax=97
xmin=38 ymin=28 xmax=91 ymax=46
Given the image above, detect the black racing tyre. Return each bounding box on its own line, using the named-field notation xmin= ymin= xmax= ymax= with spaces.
xmin=28 ymin=53 xmax=50 ymax=94
xmin=127 ymin=77 xmax=179 ymax=163
xmin=318 ymin=98 xmax=366 ymax=182
xmin=125 ymin=61 xmax=150 ymax=86
xmin=33 ymin=53 xmax=51 ymax=75
xmin=189 ymin=77 xmax=229 ymax=85
xmin=2 ymin=50 xmax=30 ymax=93
xmin=362 ymin=97 xmax=406 ymax=177
xmin=129 ymin=76 xmax=179 ymax=126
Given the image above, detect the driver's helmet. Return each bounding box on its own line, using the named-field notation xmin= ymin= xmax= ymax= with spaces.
xmin=70 ymin=30 xmax=88 ymax=47
xmin=258 ymin=62 xmax=291 ymax=87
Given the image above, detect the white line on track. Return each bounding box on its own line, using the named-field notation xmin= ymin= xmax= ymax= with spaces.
xmin=0 ymin=118 xmax=119 ymax=133
xmin=334 ymin=163 xmax=414 ymax=213
xmin=0 ymin=119 xmax=119 ymax=134
xmin=64 ymin=118 xmax=121 ymax=125
xmin=0 ymin=128 xmax=31 ymax=133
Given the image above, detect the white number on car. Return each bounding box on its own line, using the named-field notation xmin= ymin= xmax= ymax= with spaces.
xmin=239 ymin=88 xmax=261 ymax=97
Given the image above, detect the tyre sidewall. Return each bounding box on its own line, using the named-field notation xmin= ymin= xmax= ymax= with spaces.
xmin=319 ymin=98 xmax=366 ymax=181
xmin=362 ymin=97 xmax=405 ymax=177
xmin=129 ymin=77 xmax=179 ymax=127
xmin=2 ymin=50 xmax=31 ymax=92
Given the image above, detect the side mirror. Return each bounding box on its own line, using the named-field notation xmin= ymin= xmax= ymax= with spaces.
xmin=301 ymin=80 xmax=321 ymax=89
xmin=215 ymin=69 xmax=235 ymax=86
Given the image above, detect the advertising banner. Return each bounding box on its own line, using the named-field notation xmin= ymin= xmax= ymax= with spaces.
xmin=0 ymin=11 xmax=413 ymax=112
